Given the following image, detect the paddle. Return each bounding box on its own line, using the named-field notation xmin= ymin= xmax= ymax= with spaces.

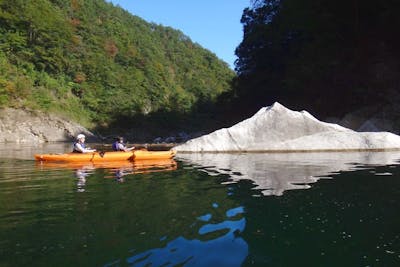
xmin=132 ymin=144 xmax=148 ymax=150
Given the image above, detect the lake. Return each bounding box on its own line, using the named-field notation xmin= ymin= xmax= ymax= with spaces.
xmin=0 ymin=144 xmax=399 ymax=266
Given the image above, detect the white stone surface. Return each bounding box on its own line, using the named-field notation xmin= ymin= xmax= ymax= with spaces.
xmin=177 ymin=151 xmax=400 ymax=196
xmin=173 ymin=102 xmax=400 ymax=152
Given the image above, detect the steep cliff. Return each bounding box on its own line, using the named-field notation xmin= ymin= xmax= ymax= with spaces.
xmin=0 ymin=108 xmax=94 ymax=143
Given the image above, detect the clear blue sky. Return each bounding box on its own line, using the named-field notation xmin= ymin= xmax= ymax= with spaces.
xmin=108 ymin=0 xmax=251 ymax=69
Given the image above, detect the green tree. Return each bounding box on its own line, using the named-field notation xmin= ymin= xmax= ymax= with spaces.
xmin=233 ymin=0 xmax=400 ymax=118
xmin=0 ymin=0 xmax=235 ymax=134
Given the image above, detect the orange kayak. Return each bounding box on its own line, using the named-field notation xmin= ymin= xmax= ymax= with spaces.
xmin=34 ymin=149 xmax=176 ymax=162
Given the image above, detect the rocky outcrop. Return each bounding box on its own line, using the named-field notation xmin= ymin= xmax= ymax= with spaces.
xmin=174 ymin=102 xmax=400 ymax=152
xmin=0 ymin=108 xmax=95 ymax=143
xmin=338 ymin=104 xmax=400 ymax=133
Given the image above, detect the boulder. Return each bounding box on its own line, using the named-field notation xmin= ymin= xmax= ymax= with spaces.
xmin=173 ymin=102 xmax=400 ymax=152
xmin=0 ymin=108 xmax=95 ymax=143
xmin=338 ymin=104 xmax=400 ymax=134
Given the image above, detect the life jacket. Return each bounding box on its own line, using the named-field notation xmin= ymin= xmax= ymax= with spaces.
xmin=112 ymin=141 xmax=123 ymax=151
xmin=72 ymin=142 xmax=85 ymax=153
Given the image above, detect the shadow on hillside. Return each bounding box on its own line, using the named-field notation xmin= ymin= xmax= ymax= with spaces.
xmin=92 ymin=106 xmax=232 ymax=144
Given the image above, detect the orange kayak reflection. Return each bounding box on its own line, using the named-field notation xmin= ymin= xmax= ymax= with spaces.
xmin=36 ymin=158 xmax=178 ymax=174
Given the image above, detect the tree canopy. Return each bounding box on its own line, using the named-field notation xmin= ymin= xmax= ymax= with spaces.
xmin=0 ymin=0 xmax=235 ymax=132
xmin=231 ymin=0 xmax=400 ymax=119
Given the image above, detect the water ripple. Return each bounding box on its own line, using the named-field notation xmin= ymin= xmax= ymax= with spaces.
xmin=177 ymin=151 xmax=400 ymax=196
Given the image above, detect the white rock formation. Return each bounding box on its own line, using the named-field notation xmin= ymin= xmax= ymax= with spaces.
xmin=173 ymin=102 xmax=400 ymax=152
xmin=177 ymin=151 xmax=400 ymax=196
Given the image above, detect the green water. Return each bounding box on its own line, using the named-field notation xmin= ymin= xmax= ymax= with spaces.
xmin=0 ymin=147 xmax=399 ymax=266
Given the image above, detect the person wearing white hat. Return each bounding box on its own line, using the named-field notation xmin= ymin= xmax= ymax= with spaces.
xmin=72 ymin=134 xmax=96 ymax=153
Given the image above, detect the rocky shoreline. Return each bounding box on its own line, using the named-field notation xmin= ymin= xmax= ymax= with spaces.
xmin=2 ymin=104 xmax=400 ymax=145
xmin=0 ymin=108 xmax=94 ymax=143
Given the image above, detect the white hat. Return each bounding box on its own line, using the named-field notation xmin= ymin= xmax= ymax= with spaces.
xmin=77 ymin=134 xmax=85 ymax=139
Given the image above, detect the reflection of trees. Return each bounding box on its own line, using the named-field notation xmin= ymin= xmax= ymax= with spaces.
xmin=2 ymin=159 xmax=248 ymax=266
xmin=93 ymin=170 xmax=248 ymax=266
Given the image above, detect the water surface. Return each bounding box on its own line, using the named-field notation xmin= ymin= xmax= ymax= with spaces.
xmin=0 ymin=144 xmax=399 ymax=266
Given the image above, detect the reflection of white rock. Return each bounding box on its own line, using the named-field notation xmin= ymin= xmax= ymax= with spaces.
xmin=177 ymin=152 xmax=400 ymax=196
xmin=174 ymin=102 xmax=400 ymax=152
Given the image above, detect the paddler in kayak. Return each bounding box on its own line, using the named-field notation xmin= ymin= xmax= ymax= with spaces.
xmin=112 ymin=136 xmax=135 ymax=152
xmin=72 ymin=134 xmax=96 ymax=153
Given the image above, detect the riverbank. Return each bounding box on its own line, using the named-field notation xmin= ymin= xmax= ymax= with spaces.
xmin=2 ymin=103 xmax=400 ymax=145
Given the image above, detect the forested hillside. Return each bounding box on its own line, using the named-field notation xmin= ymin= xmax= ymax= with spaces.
xmin=0 ymin=0 xmax=235 ymax=133
xmin=228 ymin=0 xmax=400 ymax=122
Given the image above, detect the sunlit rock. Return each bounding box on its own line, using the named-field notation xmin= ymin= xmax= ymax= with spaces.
xmin=0 ymin=108 xmax=95 ymax=143
xmin=174 ymin=102 xmax=400 ymax=152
